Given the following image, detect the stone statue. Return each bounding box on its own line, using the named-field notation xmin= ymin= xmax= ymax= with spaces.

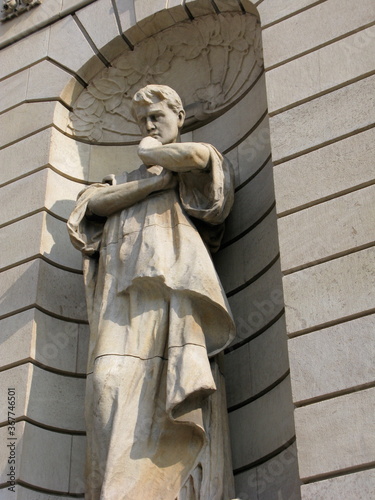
xmin=67 ymin=85 xmax=236 ymax=499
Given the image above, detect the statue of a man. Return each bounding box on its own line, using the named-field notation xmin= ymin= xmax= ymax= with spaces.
xmin=68 ymin=85 xmax=236 ymax=499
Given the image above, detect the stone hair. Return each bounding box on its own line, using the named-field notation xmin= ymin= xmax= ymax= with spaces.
xmin=132 ymin=84 xmax=184 ymax=117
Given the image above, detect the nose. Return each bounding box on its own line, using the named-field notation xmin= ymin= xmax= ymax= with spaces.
xmin=146 ymin=118 xmax=155 ymax=132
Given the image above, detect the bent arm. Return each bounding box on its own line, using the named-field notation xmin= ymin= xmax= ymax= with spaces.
xmin=87 ymin=173 xmax=171 ymax=217
xmin=138 ymin=137 xmax=210 ymax=172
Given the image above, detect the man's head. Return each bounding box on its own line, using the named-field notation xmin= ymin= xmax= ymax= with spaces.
xmin=132 ymin=85 xmax=185 ymax=144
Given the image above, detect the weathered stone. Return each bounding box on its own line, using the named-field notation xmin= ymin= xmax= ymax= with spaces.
xmin=214 ymin=209 xmax=279 ymax=293
xmin=0 ymin=211 xmax=82 ymax=271
xmin=76 ymin=0 xmax=128 ymax=61
xmin=273 ymin=127 xmax=375 ymax=215
xmin=193 ymin=74 xmax=267 ymax=153
xmin=0 ymin=364 xmax=85 ymax=431
xmin=48 ymin=16 xmax=105 ymax=82
xmin=300 ymin=469 xmax=375 ymax=500
xmin=0 ymin=26 xmax=49 ymax=79
xmin=258 ymin=0 xmax=321 ymax=26
xmin=223 ymin=159 xmax=274 ymax=244
xmin=269 ymin=74 xmax=375 ymax=162
xmin=1 ymin=169 xmax=84 ymax=226
xmin=228 ymin=259 xmax=284 ymax=347
xmin=0 ymin=309 xmax=83 ymax=373
xmin=18 ymin=422 xmax=72 ymax=491
xmin=224 ymin=315 xmax=289 ymax=408
xmin=289 ymin=314 xmax=375 ymax=403
xmin=28 ymin=59 xmax=84 ymax=106
xmin=234 ymin=443 xmax=301 ymax=500
xmin=229 ymin=376 xmax=295 ymax=469
xmin=0 ymin=102 xmax=56 ymax=149
xmin=237 ymin=114 xmax=271 ymax=186
xmin=0 ymin=260 xmax=86 ymax=321
xmin=278 ymin=184 xmax=375 ymax=272
xmin=283 ymin=247 xmax=375 ymax=335
xmin=0 ymin=129 xmax=51 ymax=186
xmin=0 ymin=69 xmax=28 ymax=114
xmin=262 ymin=0 xmax=375 ymax=68
xmin=266 ymin=25 xmax=375 ymax=113
xmin=295 ymin=388 xmax=375 ymax=480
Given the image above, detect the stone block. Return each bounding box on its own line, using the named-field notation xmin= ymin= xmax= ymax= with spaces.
xmin=19 ymin=422 xmax=72 ymax=492
xmin=0 ymin=211 xmax=82 ymax=271
xmin=0 ymin=310 xmax=34 ymax=370
xmin=27 ymin=59 xmax=84 ymax=106
xmin=269 ymin=74 xmax=375 ymax=163
xmin=273 ymin=127 xmax=375 ymax=215
xmin=257 ymin=0 xmax=319 ymax=26
xmin=266 ymin=25 xmax=375 ymax=113
xmin=88 ymin=143 xmax=140 ymax=181
xmin=214 ymin=209 xmax=279 ymax=294
xmin=235 ymin=0 xmax=257 ymax=16
xmin=0 ymin=27 xmax=49 ymax=80
xmin=283 ymin=247 xmax=375 ymax=335
xmin=262 ymin=0 xmax=375 ymax=68
xmin=61 ymin=0 xmax=94 ymax=15
xmin=288 ymin=314 xmax=375 ymax=404
xmin=193 ymin=74 xmax=267 ymax=153
xmin=237 ymin=114 xmax=271 ymax=186
xmin=228 ymin=259 xmax=284 ymax=346
xmin=300 ymin=469 xmax=375 ymax=500
xmin=278 ymin=184 xmax=375 ymax=273
xmin=134 ymin=0 xmax=176 ymax=37
xmin=76 ymin=0 xmax=129 ymax=61
xmin=0 ymin=129 xmax=51 ymax=186
xmin=1 ymin=169 xmax=84 ymax=226
xmin=76 ymin=324 xmax=90 ymax=374
xmin=168 ymin=3 xmax=190 ymax=23
xmin=295 ymin=388 xmax=375 ymax=480
xmin=0 ymin=102 xmax=56 ymax=149
xmin=49 ymin=128 xmax=90 ymax=181
xmin=0 ymin=0 xmax=61 ymax=49
xmin=229 ymin=376 xmax=295 ymax=469
xmin=224 ymin=147 xmax=240 ymax=187
xmin=0 ymin=364 xmax=85 ymax=431
xmin=0 ymin=260 xmax=86 ymax=321
xmin=0 ymin=364 xmax=30 ymax=422
xmin=115 ymin=0 xmax=147 ymax=45
xmin=48 ymin=16 xmax=105 ymax=82
xmin=222 ymin=159 xmax=274 ymax=244
xmin=214 ymin=0 xmax=243 ymax=13
xmin=224 ymin=315 xmax=289 ymax=408
xmin=184 ymin=0 xmax=217 ymax=17
xmin=234 ymin=443 xmax=301 ymax=500
xmin=69 ymin=435 xmax=86 ymax=494
xmin=34 ymin=311 xmax=85 ymax=373
xmin=0 ymin=311 xmax=89 ymax=377
xmin=0 ymin=422 xmax=23 ymax=485
xmin=0 ymin=69 xmax=28 ymax=114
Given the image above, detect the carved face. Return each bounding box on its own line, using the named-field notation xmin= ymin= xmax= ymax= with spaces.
xmin=135 ymin=100 xmax=185 ymax=145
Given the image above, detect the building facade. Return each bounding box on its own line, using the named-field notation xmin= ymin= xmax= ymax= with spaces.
xmin=0 ymin=0 xmax=374 ymax=498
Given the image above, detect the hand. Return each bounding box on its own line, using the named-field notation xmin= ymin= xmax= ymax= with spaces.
xmin=156 ymin=168 xmax=177 ymax=191
xmin=139 ymin=136 xmax=162 ymax=151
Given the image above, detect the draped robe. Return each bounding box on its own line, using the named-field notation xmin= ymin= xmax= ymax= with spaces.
xmin=67 ymin=145 xmax=236 ymax=499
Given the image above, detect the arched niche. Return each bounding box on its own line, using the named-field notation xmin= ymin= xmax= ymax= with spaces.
xmin=50 ymin=2 xmax=301 ymax=498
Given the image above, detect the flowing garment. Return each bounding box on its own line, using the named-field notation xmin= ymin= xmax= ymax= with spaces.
xmin=67 ymin=145 xmax=236 ymax=499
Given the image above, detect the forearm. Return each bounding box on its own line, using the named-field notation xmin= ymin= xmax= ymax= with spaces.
xmin=87 ymin=177 xmax=161 ymax=217
xmin=138 ymin=142 xmax=210 ymax=172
